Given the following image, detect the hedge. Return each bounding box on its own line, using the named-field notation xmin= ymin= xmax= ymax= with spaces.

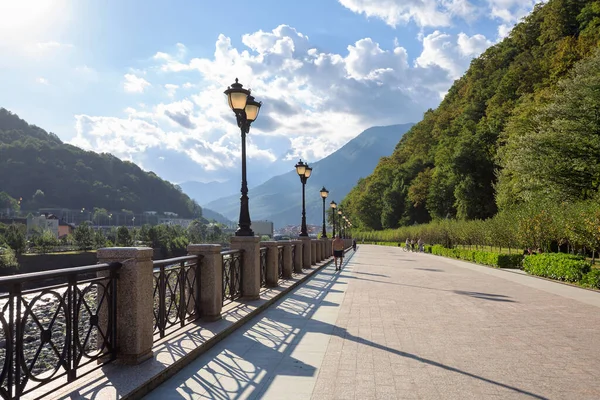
xmin=580 ymin=269 xmax=600 ymax=289
xmin=523 ymin=253 xmax=591 ymax=282
xmin=431 ymin=245 xmax=522 ymax=268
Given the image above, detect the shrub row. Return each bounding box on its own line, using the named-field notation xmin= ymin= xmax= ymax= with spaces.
xmin=430 ymin=245 xmax=523 ymax=268
xmin=523 ymin=253 xmax=591 ymax=282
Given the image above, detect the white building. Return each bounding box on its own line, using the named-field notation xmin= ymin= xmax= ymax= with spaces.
xmin=27 ymin=214 xmax=59 ymax=238
xmin=251 ymin=220 xmax=274 ymax=238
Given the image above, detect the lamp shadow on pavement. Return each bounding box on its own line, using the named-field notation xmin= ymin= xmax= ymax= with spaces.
xmin=147 ymin=250 xmax=539 ymax=399
xmin=342 ymin=274 xmax=517 ymax=303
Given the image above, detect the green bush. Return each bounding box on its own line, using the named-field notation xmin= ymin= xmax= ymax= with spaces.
xmin=523 ymin=253 xmax=591 ymax=282
xmin=0 ymin=247 xmax=19 ymax=269
xmin=431 ymin=245 xmax=522 ymax=268
xmin=580 ymin=269 xmax=600 ymax=289
xmin=497 ymin=254 xmax=524 ymax=268
xmin=424 ymin=245 xmax=432 ymax=253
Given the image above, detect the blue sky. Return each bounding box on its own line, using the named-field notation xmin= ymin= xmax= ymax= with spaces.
xmin=0 ymin=0 xmax=541 ymax=187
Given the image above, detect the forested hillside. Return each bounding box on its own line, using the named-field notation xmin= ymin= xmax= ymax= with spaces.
xmin=342 ymin=0 xmax=600 ymax=230
xmin=0 ymin=109 xmax=201 ymax=217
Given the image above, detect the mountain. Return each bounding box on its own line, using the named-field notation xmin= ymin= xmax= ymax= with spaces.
xmin=0 ymin=108 xmax=201 ymax=217
xmin=341 ymin=0 xmax=600 ymax=230
xmin=202 ymin=207 xmax=235 ymax=226
xmin=180 ymin=180 xmax=240 ymax=206
xmin=205 ymin=124 xmax=414 ymax=228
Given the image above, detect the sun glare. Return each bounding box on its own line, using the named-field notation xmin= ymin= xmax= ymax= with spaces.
xmin=0 ymin=0 xmax=68 ymax=39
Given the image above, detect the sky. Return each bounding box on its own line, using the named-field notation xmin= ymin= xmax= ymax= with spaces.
xmin=0 ymin=0 xmax=542 ymax=186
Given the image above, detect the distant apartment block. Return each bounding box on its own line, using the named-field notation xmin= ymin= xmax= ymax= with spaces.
xmin=27 ymin=214 xmax=59 ymax=238
xmin=251 ymin=220 xmax=274 ymax=238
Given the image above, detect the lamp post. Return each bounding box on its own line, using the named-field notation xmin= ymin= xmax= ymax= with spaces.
xmin=224 ymin=78 xmax=262 ymax=237
xmin=337 ymin=210 xmax=343 ymax=238
xmin=319 ymin=187 xmax=329 ymax=238
xmin=330 ymin=201 xmax=337 ymax=237
xmin=295 ymin=159 xmax=312 ymax=237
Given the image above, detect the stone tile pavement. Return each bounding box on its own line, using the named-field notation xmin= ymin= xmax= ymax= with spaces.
xmin=145 ymin=245 xmax=600 ymax=400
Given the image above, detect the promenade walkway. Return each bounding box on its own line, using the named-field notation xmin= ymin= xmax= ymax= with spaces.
xmin=145 ymin=245 xmax=600 ymax=399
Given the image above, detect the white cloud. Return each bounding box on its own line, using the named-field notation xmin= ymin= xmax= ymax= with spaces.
xmin=36 ymin=41 xmax=73 ymax=50
xmin=338 ymin=0 xmax=540 ymax=32
xmin=75 ymin=24 xmax=496 ymax=182
xmin=164 ymin=83 xmax=179 ymax=97
xmin=36 ymin=77 xmax=49 ymax=85
xmin=337 ymin=0 xmax=452 ymax=27
xmin=123 ymin=74 xmax=151 ymax=93
xmin=457 ymin=33 xmax=492 ymax=57
xmin=416 ymin=31 xmax=491 ymax=80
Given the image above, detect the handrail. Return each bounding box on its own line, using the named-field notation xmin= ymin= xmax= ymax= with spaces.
xmin=0 ymin=262 xmax=122 ymax=285
xmin=153 ymin=255 xmax=197 ymax=266
xmin=221 ymin=249 xmax=243 ymax=256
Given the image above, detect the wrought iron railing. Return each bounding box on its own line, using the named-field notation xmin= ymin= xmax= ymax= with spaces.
xmin=291 ymin=244 xmax=296 ymax=272
xmin=277 ymin=246 xmax=284 ymax=279
xmin=259 ymin=247 xmax=267 ymax=287
xmin=0 ymin=262 xmax=121 ymax=400
xmin=152 ymin=255 xmax=201 ymax=339
xmin=222 ymin=250 xmax=243 ymax=304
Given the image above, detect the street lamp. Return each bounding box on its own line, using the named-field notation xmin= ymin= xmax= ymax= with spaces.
xmin=224 ymin=78 xmax=262 ymax=237
xmin=337 ymin=210 xmax=343 ymax=237
xmin=330 ymin=201 xmax=337 ymax=237
xmin=295 ymin=159 xmax=312 ymax=237
xmin=319 ymin=187 xmax=329 ymax=238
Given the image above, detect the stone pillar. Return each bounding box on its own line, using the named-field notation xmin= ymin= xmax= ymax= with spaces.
xmin=301 ymin=237 xmax=312 ymax=269
xmin=315 ymin=240 xmax=321 ymax=263
xmin=230 ymin=236 xmax=261 ymax=300
xmin=319 ymin=240 xmax=324 ymax=262
xmin=187 ymin=244 xmax=222 ymax=322
xmin=97 ymin=247 xmax=154 ymax=365
xmin=292 ymin=240 xmax=303 ymax=273
xmin=282 ymin=242 xmax=293 ymax=278
xmin=263 ymin=241 xmax=279 ymax=287
xmin=322 ymin=238 xmax=329 ymax=260
xmin=311 ymin=240 xmax=317 ymax=265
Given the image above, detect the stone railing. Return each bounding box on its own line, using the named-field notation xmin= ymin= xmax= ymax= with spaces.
xmin=0 ymin=236 xmax=354 ymax=398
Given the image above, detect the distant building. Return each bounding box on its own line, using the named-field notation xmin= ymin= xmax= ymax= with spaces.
xmin=58 ymin=220 xmax=76 ymax=238
xmin=164 ymin=212 xmax=178 ymax=217
xmin=27 ymin=214 xmax=59 ymax=238
xmin=251 ymin=220 xmax=274 ymax=238
xmin=158 ymin=218 xmax=193 ymax=228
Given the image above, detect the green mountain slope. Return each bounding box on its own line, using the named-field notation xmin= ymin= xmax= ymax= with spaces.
xmin=205 ymin=124 xmax=413 ymax=228
xmin=342 ymin=0 xmax=600 ymax=230
xmin=0 ymin=109 xmax=201 ymax=217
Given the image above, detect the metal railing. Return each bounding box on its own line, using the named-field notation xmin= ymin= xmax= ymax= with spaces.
xmin=152 ymin=255 xmax=201 ymax=339
xmin=222 ymin=250 xmax=243 ymax=304
xmin=259 ymin=247 xmax=267 ymax=288
xmin=0 ymin=262 xmax=121 ymax=400
xmin=277 ymin=246 xmax=284 ymax=279
xmin=291 ymin=244 xmax=296 ymax=272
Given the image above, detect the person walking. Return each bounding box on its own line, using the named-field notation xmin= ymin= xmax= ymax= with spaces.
xmin=352 ymin=239 xmax=357 ymax=251
xmin=332 ymin=235 xmax=345 ymax=271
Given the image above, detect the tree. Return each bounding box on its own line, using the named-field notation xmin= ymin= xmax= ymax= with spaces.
xmin=0 ymin=247 xmax=18 ymax=269
xmin=92 ymin=208 xmax=109 ymax=226
xmin=498 ymin=49 xmax=600 ymax=205
xmin=94 ymin=230 xmax=108 ymax=248
xmin=116 ymin=226 xmax=133 ymax=247
xmin=73 ymin=222 xmax=95 ymax=250
xmin=3 ymin=224 xmax=26 ymax=255
xmin=0 ymin=192 xmax=20 ymax=215
xmin=33 ymin=228 xmax=58 ymax=254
